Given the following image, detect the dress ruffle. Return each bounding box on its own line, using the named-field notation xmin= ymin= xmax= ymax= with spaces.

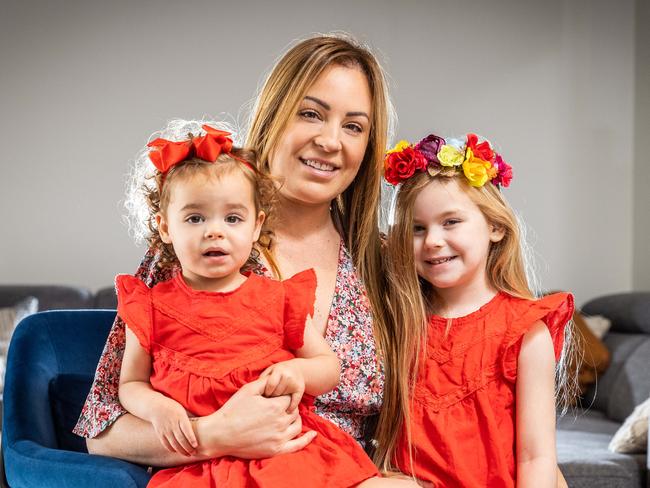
xmin=282 ymin=269 xmax=317 ymax=350
xmin=501 ymin=292 xmax=574 ymax=382
xmin=115 ymin=274 xmax=153 ymax=353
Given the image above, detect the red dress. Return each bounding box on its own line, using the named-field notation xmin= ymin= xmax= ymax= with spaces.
xmin=115 ymin=269 xmax=378 ymax=488
xmin=393 ymin=292 xmax=574 ymax=487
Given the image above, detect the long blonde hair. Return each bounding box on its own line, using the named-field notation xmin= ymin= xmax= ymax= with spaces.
xmin=382 ymin=171 xmax=565 ymax=471
xmin=245 ymin=34 xmax=400 ymax=467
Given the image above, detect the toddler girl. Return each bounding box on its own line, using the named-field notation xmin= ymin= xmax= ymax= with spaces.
xmin=382 ymin=133 xmax=574 ymax=487
xmin=116 ymin=121 xmax=386 ymax=487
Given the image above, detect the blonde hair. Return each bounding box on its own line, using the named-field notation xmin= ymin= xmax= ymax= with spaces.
xmin=382 ymin=171 xmax=578 ymax=471
xmin=245 ymin=34 xmax=400 ymax=467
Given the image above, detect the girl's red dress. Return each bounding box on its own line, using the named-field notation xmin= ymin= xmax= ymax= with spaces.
xmin=393 ymin=291 xmax=574 ymax=488
xmin=115 ymin=269 xmax=378 ymax=488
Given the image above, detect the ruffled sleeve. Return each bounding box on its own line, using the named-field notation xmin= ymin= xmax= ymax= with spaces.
xmin=115 ymin=274 xmax=153 ymax=353
xmin=282 ymin=269 xmax=317 ymax=350
xmin=501 ymin=292 xmax=574 ymax=382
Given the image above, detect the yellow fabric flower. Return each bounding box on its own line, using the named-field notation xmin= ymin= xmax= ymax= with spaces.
xmin=386 ymin=140 xmax=411 ymax=155
xmin=437 ymin=144 xmax=465 ymax=167
xmin=462 ymin=150 xmax=493 ymax=187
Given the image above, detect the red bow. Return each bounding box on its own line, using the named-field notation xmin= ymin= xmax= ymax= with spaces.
xmin=147 ymin=125 xmax=234 ymax=173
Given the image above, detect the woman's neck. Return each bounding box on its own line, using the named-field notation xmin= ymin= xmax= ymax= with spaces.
xmin=274 ymin=196 xmax=336 ymax=241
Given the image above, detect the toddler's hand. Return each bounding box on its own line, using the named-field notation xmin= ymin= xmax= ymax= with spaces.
xmin=259 ymin=360 xmax=305 ymax=412
xmin=149 ymin=396 xmax=198 ymax=456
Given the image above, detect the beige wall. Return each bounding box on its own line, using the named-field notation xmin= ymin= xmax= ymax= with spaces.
xmin=0 ymin=0 xmax=643 ymax=305
xmin=634 ymin=0 xmax=650 ymax=290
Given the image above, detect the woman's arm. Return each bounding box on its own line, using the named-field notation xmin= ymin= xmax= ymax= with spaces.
xmin=516 ymin=320 xmax=558 ymax=488
xmin=260 ymin=319 xmax=340 ymax=411
xmin=88 ymin=378 xmax=316 ymax=465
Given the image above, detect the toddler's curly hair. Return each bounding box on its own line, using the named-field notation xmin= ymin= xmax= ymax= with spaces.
xmin=143 ymin=148 xmax=277 ymax=273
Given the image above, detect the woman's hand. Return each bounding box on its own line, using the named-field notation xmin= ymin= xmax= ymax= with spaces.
xmin=149 ymin=396 xmax=198 ymax=456
xmin=194 ymin=377 xmax=316 ymax=459
xmin=260 ymin=360 xmax=305 ymax=412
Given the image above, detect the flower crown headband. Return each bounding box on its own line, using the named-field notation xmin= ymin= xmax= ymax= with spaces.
xmin=383 ymin=132 xmax=513 ymax=188
xmin=147 ymin=124 xmax=254 ymax=186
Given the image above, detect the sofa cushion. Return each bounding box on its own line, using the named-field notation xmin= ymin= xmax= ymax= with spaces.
xmin=558 ymin=411 xmax=646 ymax=488
xmin=94 ymin=287 xmax=117 ymax=309
xmin=583 ymin=333 xmax=650 ymax=422
xmin=582 ymin=292 xmax=650 ymax=334
xmin=49 ymin=374 xmax=93 ymax=453
xmin=571 ymin=312 xmax=611 ymax=398
xmin=0 ymin=286 xmax=94 ymax=311
xmin=558 ymin=409 xmax=620 ymax=435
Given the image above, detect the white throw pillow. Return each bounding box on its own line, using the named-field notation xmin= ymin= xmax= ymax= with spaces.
xmin=608 ymin=396 xmax=650 ymax=453
xmin=0 ymin=296 xmax=39 ymax=393
xmin=582 ymin=314 xmax=611 ymax=339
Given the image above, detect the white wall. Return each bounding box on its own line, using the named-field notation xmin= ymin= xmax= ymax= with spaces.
xmin=0 ymin=0 xmax=642 ymax=305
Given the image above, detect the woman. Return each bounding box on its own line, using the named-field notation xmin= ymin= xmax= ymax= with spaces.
xmin=75 ymin=34 xmax=400 ymax=469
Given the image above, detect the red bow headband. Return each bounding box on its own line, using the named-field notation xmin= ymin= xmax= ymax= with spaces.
xmin=147 ymin=124 xmax=235 ymax=173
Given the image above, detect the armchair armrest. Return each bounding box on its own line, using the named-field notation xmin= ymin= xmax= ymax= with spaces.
xmin=2 ymin=438 xmax=150 ymax=488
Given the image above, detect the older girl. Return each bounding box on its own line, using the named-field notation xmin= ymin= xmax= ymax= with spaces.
xmin=382 ymin=133 xmax=574 ymax=487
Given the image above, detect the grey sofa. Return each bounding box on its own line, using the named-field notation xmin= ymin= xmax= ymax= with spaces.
xmin=558 ymin=292 xmax=650 ymax=488
xmin=0 ymin=285 xmax=117 ymax=312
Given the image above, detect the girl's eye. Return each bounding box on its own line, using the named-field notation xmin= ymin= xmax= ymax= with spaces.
xmin=186 ymin=215 xmax=204 ymax=224
xmin=225 ymin=215 xmax=242 ymax=224
xmin=299 ymin=109 xmax=321 ymax=121
xmin=413 ymin=224 xmax=426 ymax=235
xmin=444 ymin=218 xmax=461 ymax=226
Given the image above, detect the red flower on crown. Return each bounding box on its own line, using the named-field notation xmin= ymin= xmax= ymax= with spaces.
xmin=466 ymin=133 xmax=494 ymax=162
xmin=384 ymin=146 xmax=428 ymax=185
xmin=493 ymin=154 xmax=513 ymax=188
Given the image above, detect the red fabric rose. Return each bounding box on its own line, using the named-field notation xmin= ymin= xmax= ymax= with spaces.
xmin=384 ymin=147 xmax=428 ymax=185
xmin=493 ymin=153 xmax=513 ymax=187
xmin=467 ymin=133 xmax=495 ymax=162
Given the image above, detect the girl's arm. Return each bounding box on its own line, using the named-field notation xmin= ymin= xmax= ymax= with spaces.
xmin=260 ymin=317 xmax=341 ymax=412
xmin=119 ymin=328 xmax=198 ymax=456
xmin=516 ymin=320 xmax=558 ymax=488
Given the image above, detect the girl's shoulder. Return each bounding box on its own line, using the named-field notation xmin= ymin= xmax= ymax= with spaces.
xmin=499 ymin=292 xmax=574 ymax=333
xmin=499 ymin=292 xmax=575 ymax=381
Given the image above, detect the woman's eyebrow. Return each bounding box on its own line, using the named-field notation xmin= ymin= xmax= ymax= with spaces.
xmin=304 ymin=96 xmax=370 ymax=120
xmin=304 ymin=95 xmax=330 ymax=110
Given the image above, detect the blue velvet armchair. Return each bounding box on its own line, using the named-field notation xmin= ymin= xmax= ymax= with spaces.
xmin=1 ymin=310 xmax=151 ymax=487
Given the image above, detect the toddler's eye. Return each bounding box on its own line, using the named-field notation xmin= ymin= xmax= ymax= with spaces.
xmin=186 ymin=215 xmax=204 ymax=224
xmin=225 ymin=215 xmax=242 ymax=224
